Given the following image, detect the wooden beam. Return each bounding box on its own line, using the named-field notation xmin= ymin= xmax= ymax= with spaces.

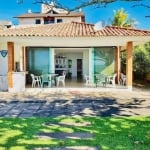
xmin=116 ymin=46 xmax=121 ymax=84
xmin=126 ymin=41 xmax=133 ymax=90
xmin=7 ymin=42 xmax=14 ymax=88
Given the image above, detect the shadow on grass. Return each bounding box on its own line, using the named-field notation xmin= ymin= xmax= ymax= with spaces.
xmin=0 ymin=92 xmax=149 ymax=149
xmin=0 ymin=116 xmax=150 ymax=149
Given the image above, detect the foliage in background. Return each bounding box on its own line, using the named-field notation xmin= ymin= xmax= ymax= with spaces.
xmin=133 ymin=42 xmax=150 ymax=79
xmin=111 ymin=8 xmax=137 ymax=27
xmin=17 ymin=0 xmax=150 ymax=17
xmin=121 ymin=42 xmax=150 ymax=80
xmin=110 ymin=8 xmax=150 ymax=80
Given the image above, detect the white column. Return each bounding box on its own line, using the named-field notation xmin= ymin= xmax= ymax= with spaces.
xmin=83 ymin=49 xmax=89 ymax=77
xmin=89 ymin=48 xmax=94 ymax=82
xmin=50 ymin=48 xmax=55 ymax=73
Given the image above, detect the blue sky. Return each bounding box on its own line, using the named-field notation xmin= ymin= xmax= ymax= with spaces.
xmin=0 ymin=0 xmax=150 ymax=29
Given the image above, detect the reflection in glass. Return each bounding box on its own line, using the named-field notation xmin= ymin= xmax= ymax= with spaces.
xmin=94 ymin=47 xmax=115 ymax=75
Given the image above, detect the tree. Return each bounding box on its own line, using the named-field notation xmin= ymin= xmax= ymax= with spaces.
xmin=111 ymin=8 xmax=136 ymax=27
xmin=120 ymin=42 xmax=150 ymax=80
xmin=110 ymin=7 xmax=150 ymax=80
xmin=133 ymin=43 xmax=150 ymax=79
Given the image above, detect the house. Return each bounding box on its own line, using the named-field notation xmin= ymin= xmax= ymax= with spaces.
xmin=0 ymin=2 xmax=150 ymax=92
xmin=0 ymin=21 xmax=150 ymax=92
xmin=0 ymin=20 xmax=12 ymax=28
xmin=15 ymin=2 xmax=85 ymax=26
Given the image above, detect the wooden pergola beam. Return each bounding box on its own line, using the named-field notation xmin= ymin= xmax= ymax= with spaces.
xmin=7 ymin=42 xmax=14 ymax=88
xmin=126 ymin=41 xmax=133 ymax=90
xmin=116 ymin=46 xmax=121 ymax=84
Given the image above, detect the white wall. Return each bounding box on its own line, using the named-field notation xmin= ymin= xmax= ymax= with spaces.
xmin=89 ymin=48 xmax=94 ymax=82
xmin=64 ymin=53 xmax=82 ymax=77
xmin=83 ymin=50 xmax=89 ymax=77
xmin=0 ymin=43 xmax=8 ymax=75
xmin=18 ymin=16 xmax=82 ymax=25
xmin=55 ymin=16 xmax=82 ymax=23
xmin=55 ymin=52 xmax=83 ymax=77
xmin=55 ymin=48 xmax=90 ymax=78
xmin=19 ymin=18 xmax=43 ymax=25
xmin=0 ymin=43 xmax=23 ymax=74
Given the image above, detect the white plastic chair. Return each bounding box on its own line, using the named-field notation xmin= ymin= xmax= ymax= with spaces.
xmin=84 ymin=74 xmax=92 ymax=87
xmin=30 ymin=74 xmax=41 ymax=87
xmin=120 ymin=73 xmax=126 ymax=85
xmin=56 ymin=74 xmax=66 ymax=87
xmin=41 ymin=74 xmax=51 ymax=88
xmin=109 ymin=73 xmax=117 ymax=87
xmin=95 ymin=74 xmax=107 ymax=87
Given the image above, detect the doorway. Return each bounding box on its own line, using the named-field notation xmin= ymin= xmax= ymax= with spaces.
xmin=77 ymin=59 xmax=83 ymax=79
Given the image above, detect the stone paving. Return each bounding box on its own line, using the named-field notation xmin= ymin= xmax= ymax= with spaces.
xmin=0 ymin=89 xmax=150 ymax=117
xmin=0 ymin=98 xmax=149 ymax=117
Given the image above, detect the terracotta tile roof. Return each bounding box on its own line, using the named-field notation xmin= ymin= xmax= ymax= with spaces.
xmin=15 ymin=12 xmax=84 ymax=18
xmin=0 ymin=22 xmax=150 ymax=37
xmin=0 ymin=27 xmax=3 ymax=31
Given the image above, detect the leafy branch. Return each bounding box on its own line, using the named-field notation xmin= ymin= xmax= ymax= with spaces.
xmin=17 ymin=0 xmax=150 ymax=17
xmin=132 ymin=3 xmax=150 ymax=17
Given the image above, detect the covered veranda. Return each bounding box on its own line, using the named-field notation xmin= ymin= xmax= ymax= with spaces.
xmin=0 ymin=22 xmax=150 ymax=92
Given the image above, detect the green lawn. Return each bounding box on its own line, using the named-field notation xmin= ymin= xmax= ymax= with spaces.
xmin=0 ymin=116 xmax=150 ymax=150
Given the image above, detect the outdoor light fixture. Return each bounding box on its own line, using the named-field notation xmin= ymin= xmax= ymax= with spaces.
xmin=0 ymin=50 xmax=8 ymax=58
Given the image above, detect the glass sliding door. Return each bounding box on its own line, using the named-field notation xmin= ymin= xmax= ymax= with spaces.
xmin=93 ymin=47 xmax=115 ymax=75
xmin=26 ymin=47 xmax=51 ymax=83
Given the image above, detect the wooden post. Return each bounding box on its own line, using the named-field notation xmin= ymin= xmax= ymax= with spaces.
xmin=115 ymin=46 xmax=121 ymax=84
xmin=126 ymin=41 xmax=133 ymax=90
xmin=7 ymin=42 xmax=14 ymax=88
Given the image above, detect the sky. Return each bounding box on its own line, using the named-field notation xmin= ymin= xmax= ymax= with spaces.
xmin=0 ymin=0 xmax=150 ymax=29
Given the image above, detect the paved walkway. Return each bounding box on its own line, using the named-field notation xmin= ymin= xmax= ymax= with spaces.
xmin=0 ymin=87 xmax=150 ymax=117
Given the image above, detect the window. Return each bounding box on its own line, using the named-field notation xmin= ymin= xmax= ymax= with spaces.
xmin=57 ymin=19 xmax=63 ymax=23
xmin=44 ymin=17 xmax=55 ymax=24
xmin=35 ymin=19 xmax=41 ymax=24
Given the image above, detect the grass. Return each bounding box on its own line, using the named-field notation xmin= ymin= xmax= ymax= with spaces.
xmin=0 ymin=116 xmax=149 ymax=150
